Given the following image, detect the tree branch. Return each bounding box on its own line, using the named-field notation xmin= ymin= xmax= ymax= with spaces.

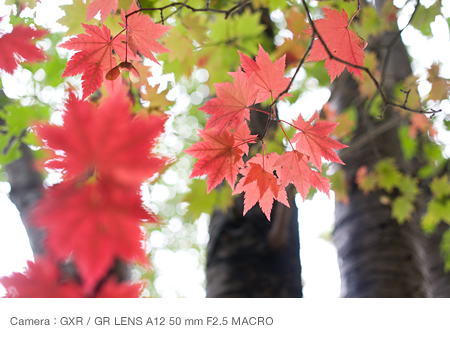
xmin=125 ymin=0 xmax=251 ymax=21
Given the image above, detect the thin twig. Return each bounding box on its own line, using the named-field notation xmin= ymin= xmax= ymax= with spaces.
xmin=380 ymin=0 xmax=421 ymax=88
xmin=270 ymin=31 xmax=315 ymax=108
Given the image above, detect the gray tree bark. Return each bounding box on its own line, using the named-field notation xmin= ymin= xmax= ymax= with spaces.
xmin=206 ymin=188 xmax=302 ymax=297
xmin=5 ymin=143 xmax=45 ymax=257
xmin=422 ymin=222 xmax=450 ymax=297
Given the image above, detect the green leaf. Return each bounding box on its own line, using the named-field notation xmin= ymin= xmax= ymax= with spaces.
xmin=58 ymin=0 xmax=98 ymax=36
xmin=423 ymin=142 xmax=444 ymax=165
xmin=412 ymin=2 xmax=442 ymax=37
xmin=5 ymin=0 xmax=39 ymax=8
xmin=253 ymin=0 xmax=289 ymax=12
xmin=375 ymin=158 xmax=402 ymax=193
xmin=0 ymin=103 xmax=50 ymax=166
xmin=1 ymin=104 xmax=50 ymax=136
xmin=0 ymin=135 xmax=21 ymax=166
xmin=398 ymin=125 xmax=417 ymax=160
xmin=183 ymin=179 xmax=232 ymax=222
xmin=417 ymin=164 xmax=436 ymax=179
xmin=352 ymin=6 xmax=381 ymax=38
xmin=358 ymin=169 xmax=378 ymax=194
xmin=430 ymin=174 xmax=450 ymax=199
xmin=441 ymin=229 xmax=450 ymax=272
xmin=443 ymin=117 xmax=450 ymax=131
xmin=392 ymin=196 xmax=414 ymax=225
xmin=421 ymin=199 xmax=449 ymax=234
xmin=365 ymin=94 xmax=384 ymax=118
xmin=398 ymin=175 xmax=419 ymax=199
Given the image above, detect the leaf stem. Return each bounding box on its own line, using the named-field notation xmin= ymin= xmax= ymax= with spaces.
xmin=277 ymin=121 xmax=295 ymax=151
xmin=232 ymin=137 xmax=259 ymax=149
xmin=348 ymin=0 xmax=361 ymax=26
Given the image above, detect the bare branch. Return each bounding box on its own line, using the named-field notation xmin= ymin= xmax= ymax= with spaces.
xmin=125 ymin=0 xmax=251 ymax=21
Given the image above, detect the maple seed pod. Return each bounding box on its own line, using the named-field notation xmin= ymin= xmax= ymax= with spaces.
xmin=105 ymin=66 xmax=121 ymax=81
xmin=105 ymin=62 xmax=141 ymax=84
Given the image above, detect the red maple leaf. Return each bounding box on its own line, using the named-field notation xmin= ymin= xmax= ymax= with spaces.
xmin=201 ymin=69 xmax=259 ymax=132
xmin=309 ymin=168 xmax=330 ymax=196
xmin=233 ymin=153 xmax=288 ymax=220
xmin=274 ymin=150 xmax=313 ymax=200
xmin=239 ymin=44 xmax=292 ymax=102
xmin=244 ymin=162 xmax=280 ymax=198
xmin=232 ymin=122 xmax=257 ymax=155
xmin=120 ymin=0 xmax=171 ymax=64
xmin=291 ymin=111 xmax=347 ymax=170
xmin=33 ymin=181 xmax=153 ymax=292
xmin=184 ymin=128 xmax=244 ymax=193
xmin=37 ymin=91 xmax=166 ymax=190
xmin=59 ymin=24 xmax=139 ymax=99
xmin=304 ymin=8 xmax=366 ymax=82
xmin=87 ymin=0 xmax=118 ymax=23
xmin=0 ymin=23 xmax=47 ymax=74
xmin=0 ymin=258 xmax=83 ymax=298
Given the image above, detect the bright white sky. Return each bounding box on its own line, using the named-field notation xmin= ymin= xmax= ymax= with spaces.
xmin=0 ymin=0 xmax=449 ymax=298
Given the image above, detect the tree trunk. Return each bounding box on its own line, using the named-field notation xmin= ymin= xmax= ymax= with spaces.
xmin=206 ymin=187 xmax=302 ymax=297
xmin=422 ymin=223 xmax=450 ymax=297
xmin=330 ymin=6 xmax=449 ymax=296
xmin=5 ymin=138 xmax=45 ymax=258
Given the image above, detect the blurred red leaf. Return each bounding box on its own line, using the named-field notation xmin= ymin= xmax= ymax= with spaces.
xmin=1 ymin=258 xmax=83 ymax=298
xmin=0 ymin=24 xmax=47 ymax=74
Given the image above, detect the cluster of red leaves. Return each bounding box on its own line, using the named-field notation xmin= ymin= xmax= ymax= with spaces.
xmin=185 ymin=45 xmax=348 ymax=220
xmin=60 ymin=0 xmax=171 ymax=99
xmin=2 ymin=91 xmax=167 ymax=297
xmin=0 ymin=17 xmax=48 ymax=74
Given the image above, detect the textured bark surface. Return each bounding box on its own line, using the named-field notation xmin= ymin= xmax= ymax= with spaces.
xmin=330 ymin=29 xmax=431 ymax=297
xmin=334 ymin=189 xmax=428 ymax=297
xmin=206 ymin=189 xmax=302 ymax=297
xmin=5 ymin=143 xmax=45 ymax=257
xmin=422 ymin=223 xmax=450 ymax=297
